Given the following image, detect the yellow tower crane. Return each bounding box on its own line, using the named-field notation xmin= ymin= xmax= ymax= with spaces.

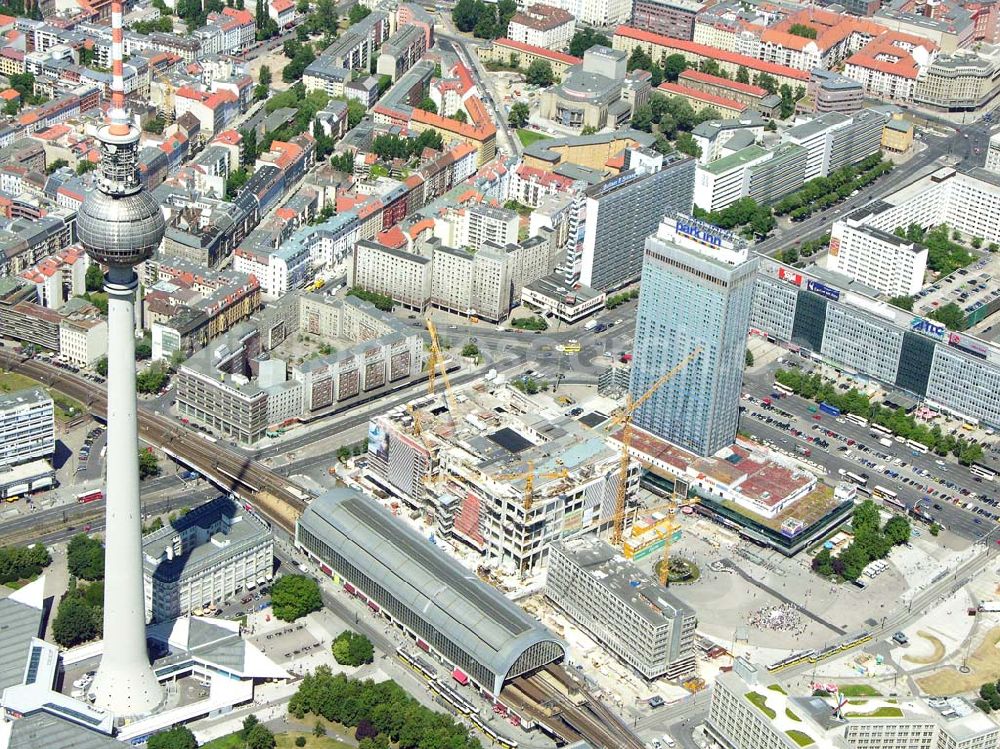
xmin=425 ymin=317 xmax=461 ymax=418
xmin=496 ymin=460 xmax=570 ymax=511
xmin=606 ymin=346 xmax=703 ymax=553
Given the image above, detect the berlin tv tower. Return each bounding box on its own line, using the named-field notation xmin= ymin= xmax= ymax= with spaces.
xmin=77 ymin=0 xmax=167 ymax=716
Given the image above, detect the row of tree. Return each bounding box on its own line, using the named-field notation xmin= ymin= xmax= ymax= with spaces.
xmin=693 ymin=197 xmax=775 ymax=240
xmin=774 ymin=368 xmax=984 ymax=465
xmin=370 ymin=130 xmax=444 ymax=161
xmin=812 ymin=500 xmax=910 ymax=581
xmin=288 ymin=667 xmax=483 ymax=749
xmin=773 ymin=154 xmax=891 ymax=220
xmin=347 ymin=286 xmax=394 ymax=311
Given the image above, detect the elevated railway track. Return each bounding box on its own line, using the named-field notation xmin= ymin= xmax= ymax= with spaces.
xmin=3 ymin=352 xmax=647 ymax=749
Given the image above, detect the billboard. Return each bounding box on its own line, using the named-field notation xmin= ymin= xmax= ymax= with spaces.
xmin=367 ymin=421 xmax=389 ymax=461
xmin=806 ymin=279 xmax=841 ymax=301
xmin=910 ymin=316 xmax=946 ymax=340
xmin=778 ymin=267 xmax=802 ymax=286
xmin=948 ymin=331 xmax=989 ymax=359
xmin=676 ymin=221 xmax=724 ymax=248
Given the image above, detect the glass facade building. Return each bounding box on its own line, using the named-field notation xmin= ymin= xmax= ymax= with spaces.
xmin=630 ymin=215 xmax=759 ymax=456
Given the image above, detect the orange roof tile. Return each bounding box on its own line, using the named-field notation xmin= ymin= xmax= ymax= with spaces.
xmin=678 ymin=69 xmax=768 ymax=97
xmin=614 ymin=25 xmax=811 ymax=81
xmin=492 ymin=38 xmax=581 ymax=67
xmin=657 ymin=82 xmax=748 ymax=112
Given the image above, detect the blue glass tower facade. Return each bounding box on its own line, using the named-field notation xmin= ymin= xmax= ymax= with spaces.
xmin=630 ymin=215 xmax=759 ymax=457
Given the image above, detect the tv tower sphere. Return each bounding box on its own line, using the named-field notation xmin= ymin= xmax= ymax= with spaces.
xmin=77 ymin=129 xmax=165 ymax=267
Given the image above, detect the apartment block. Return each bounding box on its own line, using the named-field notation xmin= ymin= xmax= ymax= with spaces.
xmin=830 ymin=217 xmax=928 ymax=296
xmin=546 ymin=538 xmax=697 ymax=680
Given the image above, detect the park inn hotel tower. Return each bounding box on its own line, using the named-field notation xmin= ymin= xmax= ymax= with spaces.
xmin=630 ymin=214 xmax=758 ymax=457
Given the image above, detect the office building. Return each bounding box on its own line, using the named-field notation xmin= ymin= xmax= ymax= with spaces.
xmin=806 ymin=69 xmax=864 ymax=115
xmin=751 ymin=256 xmax=1000 ymax=429
xmin=546 ymin=539 xmax=697 ymax=681
xmin=0 ymin=388 xmax=54 ymax=468
xmin=708 ymin=658 xmax=1000 ymax=749
xmin=987 ymin=132 xmax=1000 ymax=173
xmin=143 ymin=497 xmax=273 ymax=623
xmin=630 ymin=0 xmax=701 ymax=40
xmin=631 ymin=214 xmax=759 ymax=457
xmin=568 ymin=148 xmax=695 ymax=291
xmin=296 ymin=488 xmax=567 ymax=696
xmin=829 ymin=216 xmax=928 ymax=296
xmin=913 ymin=49 xmax=1000 ymax=111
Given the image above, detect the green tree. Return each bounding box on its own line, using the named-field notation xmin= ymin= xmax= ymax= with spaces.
xmin=67 ymin=534 xmax=104 ymax=581
xmin=568 ymin=28 xmax=610 ymax=57
xmin=525 ymin=59 xmax=555 ymax=86
xmin=348 ymin=2 xmax=371 ymax=24
xmin=246 ymin=723 xmax=277 ymax=749
xmin=754 ymin=71 xmax=778 ymax=95
xmin=930 ymin=523 xmax=941 ymax=536
xmin=662 ymin=53 xmax=687 ymax=82
xmin=95 ymin=356 xmax=108 ymax=377
xmin=52 ymin=594 xmax=100 ymax=647
xmin=888 ymin=295 xmax=914 ymax=311
xmin=631 ymin=103 xmax=653 ymax=132
xmin=453 ymin=109 xmax=468 ymax=123
xmin=508 ymin=101 xmax=530 ymax=128
xmin=853 ymin=499 xmax=881 ymax=536
xmin=0 ymin=544 xmax=51 ymax=585
xmin=745 ymin=349 xmax=754 ymax=367
xmin=836 ymin=543 xmax=867 ymax=581
xmin=735 ymin=66 xmax=750 ymax=84
xmin=675 ymin=131 xmax=701 ymax=158
xmin=418 ymin=96 xmax=437 ymax=114
xmin=461 ymin=343 xmax=479 ymax=357
xmin=147 ymin=726 xmax=198 ymax=749
xmin=332 ymin=629 xmax=375 ymax=666
xmin=627 ymin=46 xmax=653 ymax=72
xmin=271 ymin=574 xmax=322 ymax=621
xmin=136 ymin=364 xmax=168 ymax=394
xmin=76 ymin=160 xmax=97 ymax=175
xmin=883 ymin=515 xmax=911 ymax=545
xmin=811 ymin=547 xmax=834 ymax=576
xmin=929 ymin=302 xmax=966 ymax=331
xmin=135 ymin=334 xmax=152 ymax=361
xmin=45 ymin=158 xmax=69 ymax=175
xmin=788 ymin=22 xmax=817 ymax=38
xmin=139 ymin=448 xmax=161 ymax=480
xmin=86 ymin=263 xmax=104 ymax=292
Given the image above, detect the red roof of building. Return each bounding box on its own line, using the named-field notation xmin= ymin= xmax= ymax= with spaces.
xmin=376 ymin=225 xmax=407 ymax=248
xmin=0 ymin=88 xmax=19 ymax=101
xmin=844 ymin=32 xmax=934 ymax=79
xmin=213 ymin=129 xmax=242 ymax=145
xmin=678 ymin=69 xmax=768 ymax=98
xmin=492 ymin=37 xmax=581 ymax=67
xmin=657 ymin=82 xmax=748 ymax=112
xmin=271 ymin=0 xmax=294 ymax=11
xmin=614 ymin=25 xmax=811 ymax=81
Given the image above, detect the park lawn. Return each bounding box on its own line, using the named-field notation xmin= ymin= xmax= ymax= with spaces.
xmin=517 ymin=128 xmax=552 ymax=147
xmin=276 ymin=733 xmax=353 ymax=749
xmin=838 ymin=684 xmax=882 ymax=697
xmin=202 ymin=732 xmax=352 ymax=749
xmin=768 ymin=684 xmax=787 ymax=694
xmin=786 ymin=729 xmax=815 ymax=746
xmin=745 ymin=692 xmax=776 ymax=719
xmin=0 ymin=371 xmax=85 ymax=423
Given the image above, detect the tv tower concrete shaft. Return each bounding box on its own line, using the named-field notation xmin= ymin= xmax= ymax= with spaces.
xmin=87 ymin=269 xmax=163 ymax=715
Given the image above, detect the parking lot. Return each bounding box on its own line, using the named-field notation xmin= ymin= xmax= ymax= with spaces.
xmin=741 ymin=359 xmax=999 ymax=540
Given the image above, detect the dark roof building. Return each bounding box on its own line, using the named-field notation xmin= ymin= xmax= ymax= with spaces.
xmin=296 ymin=488 xmax=566 ymax=695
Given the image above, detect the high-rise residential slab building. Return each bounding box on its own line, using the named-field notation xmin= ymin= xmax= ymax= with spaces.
xmin=0 ymin=388 xmax=53 ymax=468
xmin=630 ymin=214 xmax=758 ymax=456
xmin=565 ymin=147 xmax=694 ymax=292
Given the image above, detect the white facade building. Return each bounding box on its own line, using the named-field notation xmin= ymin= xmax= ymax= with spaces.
xmin=59 ymin=316 xmax=108 ymax=366
xmin=143 ymin=497 xmax=273 ymax=622
xmin=0 ymin=388 xmax=54 ymax=468
xmin=830 ymin=218 xmax=928 ymax=296
xmin=507 ymin=4 xmax=576 ymax=50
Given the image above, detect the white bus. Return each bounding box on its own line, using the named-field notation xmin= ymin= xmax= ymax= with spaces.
xmin=906 ymin=439 xmax=929 ymax=455
xmin=774 ymin=382 xmax=794 ymax=396
xmin=971 ymin=464 xmax=997 ymax=481
xmin=846 ymin=471 xmax=868 ymax=487
xmin=873 ymin=485 xmax=904 ymax=510
xmin=870 ymin=424 xmax=892 ymax=437
xmin=845 ymin=414 xmax=869 ymax=428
